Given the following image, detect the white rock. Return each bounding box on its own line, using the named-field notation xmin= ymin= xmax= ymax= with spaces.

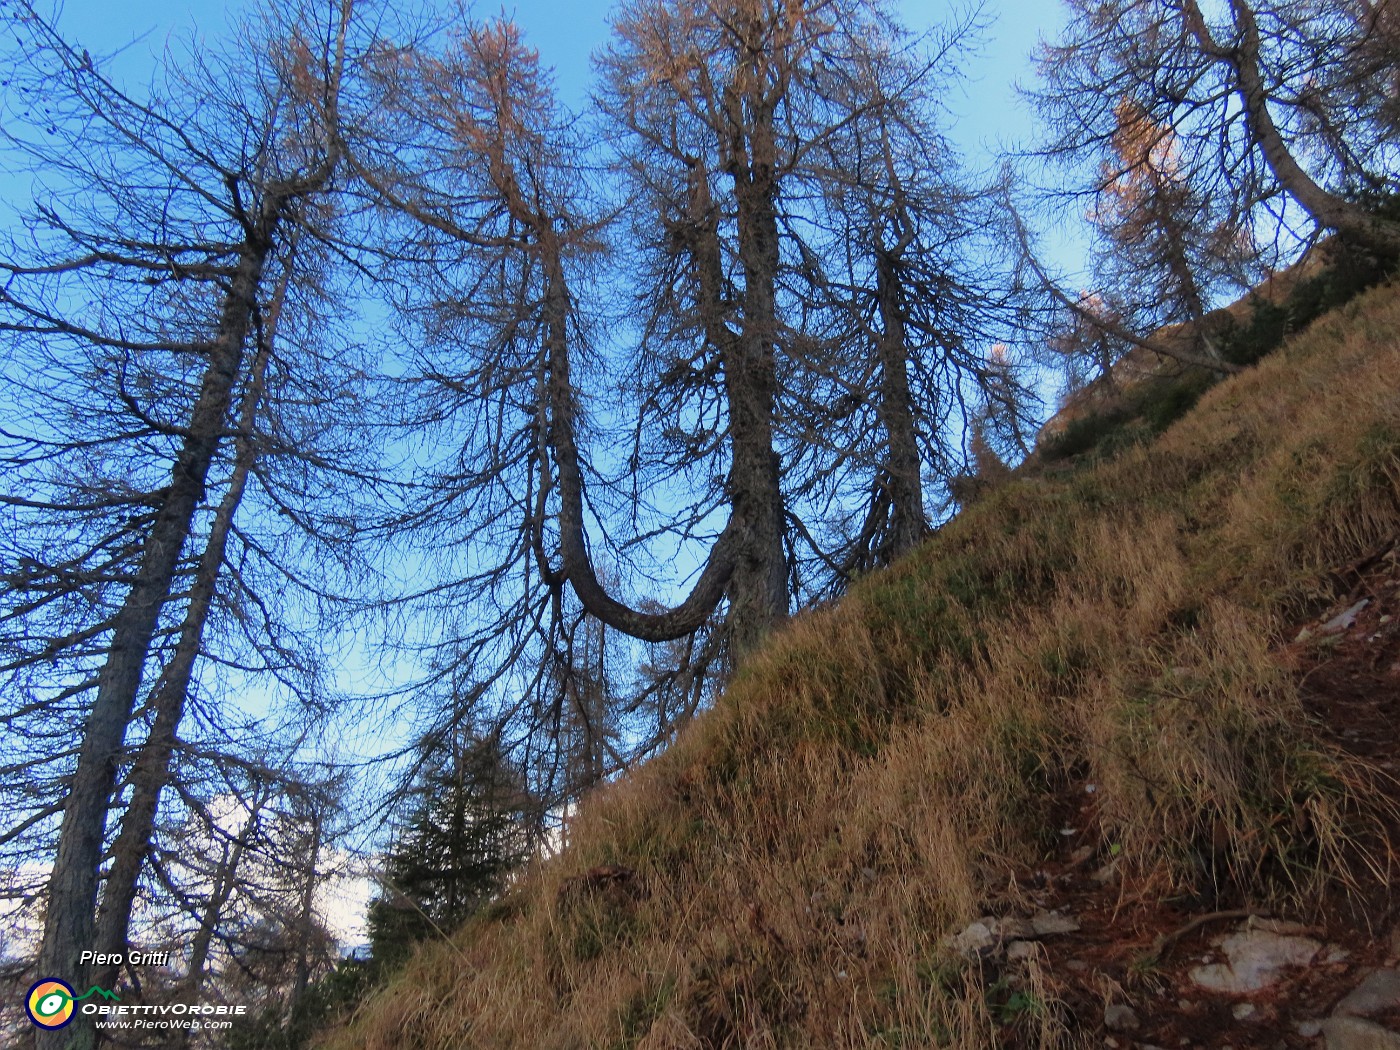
xmin=1320 ymin=1016 xmax=1400 ymax=1050
xmin=948 ymin=920 xmax=995 ymax=955
xmin=1321 ymin=599 xmax=1370 ymax=633
xmin=1335 ymin=969 xmax=1400 ymax=1019
xmin=1189 ymin=930 xmax=1322 ymax=994
xmin=1103 ymin=1003 xmax=1140 ymax=1031
xmin=1030 ymin=910 xmax=1081 ymax=936
xmin=995 ymin=916 xmax=1036 ymax=940
xmin=1232 ymin=1002 xmax=1257 ymax=1021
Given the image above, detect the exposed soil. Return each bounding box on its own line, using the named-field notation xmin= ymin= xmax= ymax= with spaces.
xmin=990 ymin=538 xmax=1400 ymax=1049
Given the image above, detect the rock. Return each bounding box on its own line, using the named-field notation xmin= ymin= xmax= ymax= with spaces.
xmin=1189 ymin=929 xmax=1323 ymax=994
xmin=1297 ymin=1019 xmax=1323 ymax=1038
xmin=949 ymin=920 xmax=996 ymax=956
xmin=1190 ymin=961 xmax=1263 ymax=994
xmin=1321 ymin=599 xmax=1369 ymax=633
xmin=996 ymin=916 xmax=1037 ymax=940
xmin=1031 ymin=910 xmax=1081 ymax=936
xmin=1233 ymin=1002 xmax=1258 ymax=1021
xmin=948 ymin=912 xmax=1081 ymax=957
xmin=1006 ymin=940 xmax=1039 ymax=961
xmin=1103 ymin=1003 xmax=1140 ymax=1031
xmin=1326 ymin=947 xmax=1353 ymax=965
xmin=1320 ymin=1016 xmax=1400 ymax=1050
xmin=1092 ymin=858 xmax=1121 ymax=884
xmin=1335 ymin=969 xmax=1400 ymax=1019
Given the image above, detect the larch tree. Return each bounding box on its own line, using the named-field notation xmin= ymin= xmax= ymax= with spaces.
xmin=599 ymin=0 xmax=1033 ymax=607
xmin=1032 ymin=0 xmax=1400 ymax=267
xmin=350 ymin=0 xmax=1027 ymax=805
xmin=0 ymin=2 xmax=387 ymax=1043
xmin=1014 ymin=0 xmax=1400 ymax=393
xmin=344 ymin=15 xmax=694 ymax=803
xmin=786 ymin=9 xmax=1029 ymax=576
xmin=1088 ymin=100 xmax=1255 ymax=356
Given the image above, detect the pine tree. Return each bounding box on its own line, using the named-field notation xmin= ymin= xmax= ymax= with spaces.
xmin=367 ymin=735 xmax=534 ymax=967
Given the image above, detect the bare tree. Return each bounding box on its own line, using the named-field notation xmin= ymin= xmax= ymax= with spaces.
xmin=785 ymin=9 xmax=1033 ymax=576
xmin=88 ymin=261 xmax=293 ymax=993
xmin=347 ymin=0 xmax=1031 ymax=805
xmin=344 ymin=14 xmax=747 ymax=796
xmin=1089 ymin=100 xmax=1258 ymax=353
xmin=597 ymin=0 xmax=829 ymax=655
xmin=0 ymin=3 xmax=385 ymax=1044
xmin=1031 ymin=0 xmax=1400 ymax=265
xmin=150 ymin=764 xmax=347 ymax=1050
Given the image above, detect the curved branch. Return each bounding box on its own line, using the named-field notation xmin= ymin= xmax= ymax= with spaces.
xmin=1182 ymin=0 xmax=1400 ymax=254
xmin=539 ymin=227 xmax=736 ymax=642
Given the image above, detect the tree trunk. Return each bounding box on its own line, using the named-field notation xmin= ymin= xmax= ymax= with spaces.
xmin=32 ymin=9 xmax=349 ymax=1041
xmin=1186 ymin=0 xmax=1400 ymax=255
xmin=168 ymin=786 xmax=269 ymax=1050
xmin=88 ymin=272 xmax=282 ymax=1001
xmin=543 ymin=218 xmax=741 ymax=642
xmin=35 ymin=216 xmax=277 ymax=1050
xmin=286 ymin=803 xmax=323 ymax=1037
xmin=873 ymin=244 xmax=930 ymax=561
xmin=723 ymin=89 xmax=788 ymax=660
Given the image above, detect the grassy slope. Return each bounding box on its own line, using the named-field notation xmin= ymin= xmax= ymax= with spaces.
xmin=326 ymin=282 xmax=1400 ymax=1050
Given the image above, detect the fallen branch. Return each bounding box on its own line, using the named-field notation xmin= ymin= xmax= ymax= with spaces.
xmin=1141 ymin=908 xmax=1265 ymax=964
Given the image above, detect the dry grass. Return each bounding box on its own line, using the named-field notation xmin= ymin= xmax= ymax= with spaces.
xmin=323 ymin=282 xmax=1400 ymax=1050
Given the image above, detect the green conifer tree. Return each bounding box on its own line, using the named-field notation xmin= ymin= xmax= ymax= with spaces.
xmin=367 ymin=734 xmax=535 ymax=967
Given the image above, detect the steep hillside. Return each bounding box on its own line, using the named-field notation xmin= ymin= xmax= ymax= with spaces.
xmin=325 ymin=282 xmax=1400 ymax=1049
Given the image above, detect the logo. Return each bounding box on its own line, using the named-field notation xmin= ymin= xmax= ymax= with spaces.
xmin=24 ymin=980 xmax=121 ymax=1029
xmin=26 ymin=979 xmax=76 ymax=1029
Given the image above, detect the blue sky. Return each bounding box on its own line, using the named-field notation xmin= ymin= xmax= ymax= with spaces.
xmin=49 ymin=0 xmax=1066 ymax=170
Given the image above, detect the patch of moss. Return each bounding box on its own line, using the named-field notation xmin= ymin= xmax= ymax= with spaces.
xmin=1041 ymin=370 xmax=1211 ymax=464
